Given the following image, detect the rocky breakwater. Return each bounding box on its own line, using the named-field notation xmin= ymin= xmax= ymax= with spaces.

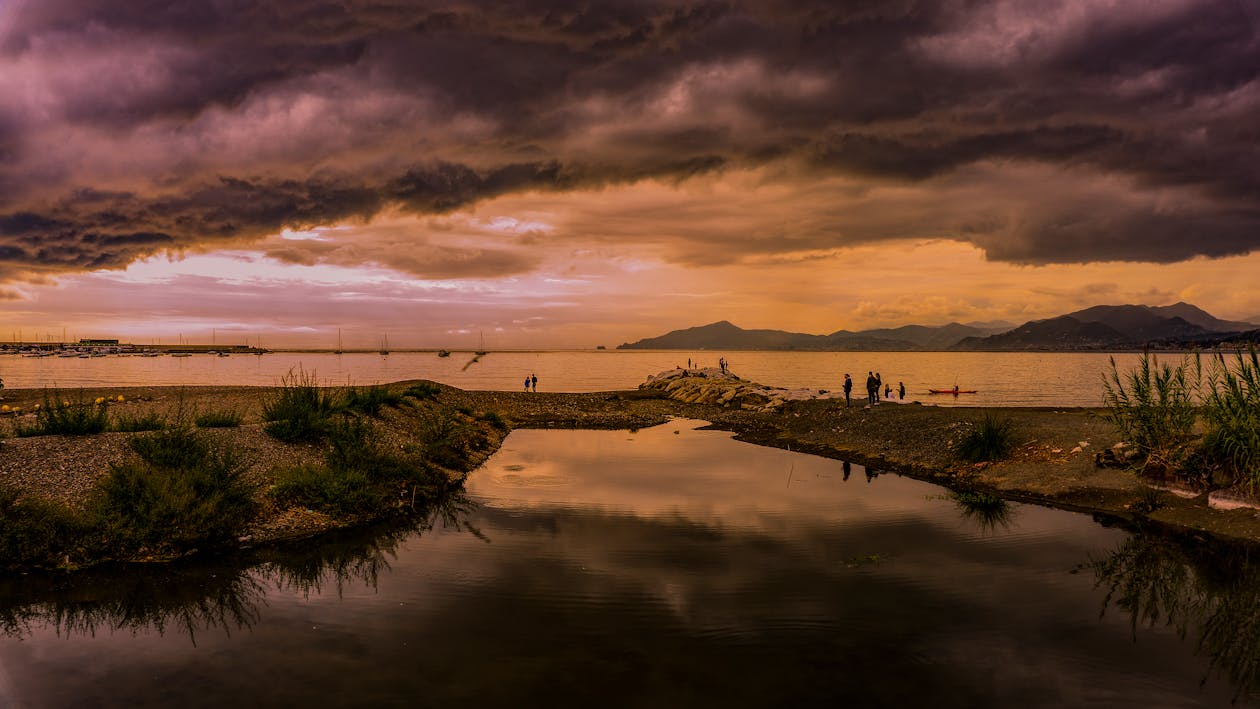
xmin=639 ymin=368 xmax=835 ymax=412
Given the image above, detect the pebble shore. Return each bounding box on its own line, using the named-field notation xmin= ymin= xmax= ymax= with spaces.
xmin=4 ymin=371 xmax=1260 ymax=560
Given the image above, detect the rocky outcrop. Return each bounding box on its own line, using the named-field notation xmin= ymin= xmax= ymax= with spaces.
xmin=639 ymin=368 xmax=835 ymax=412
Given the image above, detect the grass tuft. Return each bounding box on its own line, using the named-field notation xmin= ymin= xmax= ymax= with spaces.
xmin=954 ymin=413 xmax=1017 ymax=463
xmin=403 ymin=382 xmax=441 ymax=401
xmin=112 ymin=411 xmax=167 ymax=432
xmin=344 ymin=385 xmax=404 ymax=417
xmin=261 ymin=368 xmax=343 ymax=442
xmin=195 ymin=408 xmax=243 ymax=428
xmin=16 ymin=391 xmax=109 ymax=437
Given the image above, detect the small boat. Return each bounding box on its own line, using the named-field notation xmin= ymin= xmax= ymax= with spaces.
xmin=437 ymin=349 xmax=451 ymax=357
xmin=929 ymin=388 xmax=977 ymax=395
xmin=172 ymin=353 xmax=193 ymax=358
xmin=379 ymin=334 xmax=390 ymax=356
xmin=474 ymin=331 xmax=487 ymax=356
xmin=218 ymin=352 xmax=230 ymax=357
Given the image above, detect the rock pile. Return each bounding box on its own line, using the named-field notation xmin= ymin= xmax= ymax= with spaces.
xmin=639 ymin=368 xmax=835 ymax=412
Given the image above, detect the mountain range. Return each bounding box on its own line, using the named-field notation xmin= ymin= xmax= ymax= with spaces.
xmin=617 ymin=303 xmax=1260 ymax=351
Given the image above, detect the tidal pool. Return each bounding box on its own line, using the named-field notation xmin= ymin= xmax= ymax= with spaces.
xmin=2 ymin=420 xmax=1258 ymax=707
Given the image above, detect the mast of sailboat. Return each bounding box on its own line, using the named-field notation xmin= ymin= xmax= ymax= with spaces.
xmin=335 ymin=328 xmax=343 ymax=355
xmin=380 ymin=333 xmax=389 ymax=355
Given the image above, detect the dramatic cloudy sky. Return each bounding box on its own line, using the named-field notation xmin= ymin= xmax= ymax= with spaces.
xmin=1 ymin=0 xmax=1258 ymax=347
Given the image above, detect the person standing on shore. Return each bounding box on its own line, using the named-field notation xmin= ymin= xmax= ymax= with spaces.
xmin=865 ymin=372 xmax=877 ymax=406
xmin=874 ymin=372 xmax=883 ymax=402
xmin=531 ymin=373 xmax=538 ymax=392
xmin=898 ymin=381 xmax=905 ymax=400
xmin=524 ymin=375 xmax=531 ymax=392
xmin=843 ymin=373 xmax=853 ymax=407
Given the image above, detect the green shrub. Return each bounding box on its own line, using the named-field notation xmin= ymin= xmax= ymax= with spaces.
xmin=1102 ymin=353 xmax=1197 ymax=463
xmin=16 ymin=391 xmax=109 ymax=436
xmin=477 ymin=410 xmax=508 ymax=431
xmin=262 ymin=368 xmax=343 ymax=442
xmin=113 ymin=411 xmax=167 ymax=432
xmin=1199 ymin=348 xmax=1260 ymax=488
xmin=419 ymin=409 xmax=478 ymax=470
xmin=90 ymin=427 xmax=257 ymax=554
xmin=0 ymin=486 xmax=83 ymax=569
xmin=270 ymin=416 xmax=449 ymax=517
xmin=195 ymin=408 xmax=243 ymax=428
xmin=403 ymin=382 xmax=441 ymax=401
xmin=344 ymin=385 xmax=404 ymax=417
xmin=271 ymin=463 xmax=380 ymax=517
xmin=954 ymin=413 xmax=1017 ymax=463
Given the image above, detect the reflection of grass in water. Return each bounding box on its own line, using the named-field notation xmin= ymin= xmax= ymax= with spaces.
xmin=0 ymin=561 xmax=265 ymax=646
xmin=0 ymin=490 xmax=482 ymax=643
xmin=948 ymin=490 xmax=1013 ymax=533
xmin=1088 ymin=534 xmax=1260 ymax=701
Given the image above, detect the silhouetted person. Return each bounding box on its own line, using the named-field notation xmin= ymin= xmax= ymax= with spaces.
xmin=524 ymin=376 xmax=531 ymax=392
xmin=898 ymin=381 xmax=905 ymax=400
xmin=874 ymin=372 xmax=883 ymax=402
xmin=843 ymin=373 xmax=853 ymax=407
xmin=531 ymin=373 xmax=538 ymax=392
xmin=842 ymin=460 xmax=851 ymax=481
xmin=884 ymin=384 xmax=891 ymax=399
xmin=865 ymin=371 xmax=877 ymax=406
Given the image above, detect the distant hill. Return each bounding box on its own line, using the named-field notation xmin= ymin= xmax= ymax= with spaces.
xmin=952 ymin=316 xmax=1130 ymax=350
xmin=1147 ymin=302 xmax=1258 ymax=333
xmin=618 ymin=321 xmax=1000 ymax=351
xmin=954 ymin=303 xmax=1254 ymax=351
xmin=620 ymin=303 xmax=1256 ymax=352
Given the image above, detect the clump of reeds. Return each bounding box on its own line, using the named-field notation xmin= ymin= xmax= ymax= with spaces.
xmin=112 ymin=411 xmax=167 ymax=432
xmin=1101 ymin=353 xmax=1198 ymax=469
xmin=89 ymin=425 xmax=258 ymax=554
xmin=194 ymin=408 xmax=243 ymax=428
xmin=953 ymin=412 xmax=1017 ymax=463
xmin=1199 ymin=348 xmax=1260 ymax=488
xmin=261 ymin=368 xmax=343 ymax=442
xmin=16 ymin=391 xmax=109 ymax=437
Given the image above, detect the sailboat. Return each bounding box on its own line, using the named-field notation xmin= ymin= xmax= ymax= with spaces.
xmin=379 ymin=334 xmax=390 ymax=356
xmin=334 ymin=328 xmax=343 ymax=355
xmin=437 ymin=349 xmax=451 ymax=357
xmin=474 ymin=331 xmax=487 ymax=356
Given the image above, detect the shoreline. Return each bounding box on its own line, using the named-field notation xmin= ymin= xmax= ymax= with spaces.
xmin=3 ymin=374 xmax=1259 ymax=573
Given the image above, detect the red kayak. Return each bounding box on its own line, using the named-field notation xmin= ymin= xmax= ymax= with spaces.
xmin=928 ymin=388 xmax=977 ymax=394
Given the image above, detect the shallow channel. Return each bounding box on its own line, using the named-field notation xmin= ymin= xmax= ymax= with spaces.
xmin=2 ymin=420 xmax=1258 ymax=707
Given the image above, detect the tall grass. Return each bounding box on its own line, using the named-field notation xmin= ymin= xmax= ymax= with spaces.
xmin=1199 ymin=348 xmax=1260 ymax=488
xmin=1102 ymin=353 xmax=1198 ymax=468
xmin=953 ymin=413 xmax=1017 ymax=463
xmin=90 ymin=426 xmax=258 ymax=555
xmin=16 ymin=391 xmax=109 ymax=436
xmin=262 ymin=368 xmax=343 ymax=442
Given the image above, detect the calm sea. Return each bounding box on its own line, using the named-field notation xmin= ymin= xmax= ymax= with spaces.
xmin=0 ymin=350 xmax=1170 ymax=407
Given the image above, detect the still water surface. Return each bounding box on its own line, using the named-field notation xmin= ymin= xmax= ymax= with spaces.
xmin=2 ymin=350 xmax=1159 ymax=406
xmin=2 ymin=421 xmax=1257 ymax=707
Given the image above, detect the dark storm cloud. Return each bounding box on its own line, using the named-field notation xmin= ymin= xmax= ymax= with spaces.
xmin=0 ymin=0 xmax=1257 ymax=279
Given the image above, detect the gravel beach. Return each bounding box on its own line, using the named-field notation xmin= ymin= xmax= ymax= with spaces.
xmin=4 ymin=373 xmax=1260 ymax=559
